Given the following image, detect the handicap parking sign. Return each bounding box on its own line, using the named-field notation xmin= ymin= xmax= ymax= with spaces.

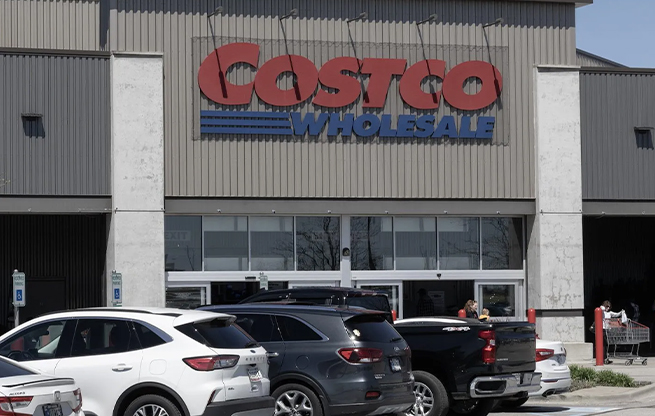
xmin=114 ymin=288 xmax=120 ymax=300
xmin=16 ymin=290 xmax=22 ymax=301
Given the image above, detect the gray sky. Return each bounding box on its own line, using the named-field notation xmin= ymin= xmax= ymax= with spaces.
xmin=576 ymin=0 xmax=655 ymax=68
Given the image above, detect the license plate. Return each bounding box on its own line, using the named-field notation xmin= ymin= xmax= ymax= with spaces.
xmin=519 ymin=373 xmax=532 ymax=385
xmin=43 ymin=403 xmax=63 ymax=416
xmin=248 ymin=368 xmax=263 ymax=382
xmin=390 ymin=357 xmax=402 ymax=372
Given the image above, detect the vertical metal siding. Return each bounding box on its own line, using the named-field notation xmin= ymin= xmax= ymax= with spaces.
xmin=581 ymin=71 xmax=655 ymax=200
xmin=0 ymin=214 xmax=106 ymax=327
xmin=576 ymin=50 xmax=623 ymax=68
xmin=0 ymin=52 xmax=111 ymax=195
xmin=0 ymin=0 xmax=103 ymax=50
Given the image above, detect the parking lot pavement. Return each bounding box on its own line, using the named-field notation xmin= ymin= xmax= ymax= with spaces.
xmin=491 ymin=405 xmax=622 ymax=416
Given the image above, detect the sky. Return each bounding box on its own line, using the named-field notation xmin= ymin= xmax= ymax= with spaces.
xmin=576 ymin=0 xmax=655 ymax=68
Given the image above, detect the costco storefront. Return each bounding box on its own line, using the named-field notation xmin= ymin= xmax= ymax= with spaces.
xmin=1 ymin=0 xmax=592 ymax=356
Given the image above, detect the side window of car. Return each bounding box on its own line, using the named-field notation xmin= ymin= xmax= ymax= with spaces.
xmin=0 ymin=320 xmax=69 ymax=362
xmin=276 ymin=316 xmax=323 ymax=342
xmin=132 ymin=322 xmax=168 ymax=349
xmin=235 ymin=314 xmax=282 ymax=343
xmin=70 ymin=319 xmax=137 ymax=357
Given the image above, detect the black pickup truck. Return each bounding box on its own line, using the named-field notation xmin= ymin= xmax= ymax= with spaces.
xmin=240 ymin=288 xmax=541 ymax=416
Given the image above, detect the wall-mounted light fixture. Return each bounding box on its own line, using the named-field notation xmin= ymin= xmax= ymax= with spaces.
xmin=342 ymin=247 xmax=351 ymax=257
xmin=208 ymin=5 xmax=223 ymax=17
xmin=416 ymin=13 xmax=438 ymax=25
xmin=280 ymin=8 xmax=298 ymax=20
xmin=347 ymin=12 xmax=367 ymax=24
xmin=483 ymin=17 xmax=503 ymax=28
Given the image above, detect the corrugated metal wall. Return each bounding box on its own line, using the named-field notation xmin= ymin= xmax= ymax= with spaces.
xmin=581 ymin=70 xmax=655 ymax=200
xmin=0 ymin=0 xmax=105 ymax=50
xmin=0 ymin=51 xmax=111 ymax=195
xmin=576 ymin=49 xmax=623 ymax=68
xmin=107 ymin=0 xmax=576 ymax=199
xmin=0 ymin=214 xmax=106 ymax=329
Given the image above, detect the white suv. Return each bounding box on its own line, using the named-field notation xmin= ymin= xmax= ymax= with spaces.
xmin=0 ymin=307 xmax=274 ymax=416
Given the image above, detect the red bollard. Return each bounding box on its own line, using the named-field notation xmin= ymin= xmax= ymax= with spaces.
xmin=527 ymin=308 xmax=536 ymax=324
xmin=392 ymin=310 xmax=397 ymax=321
xmin=458 ymin=309 xmax=466 ymax=318
xmin=595 ymin=307 xmax=604 ymax=366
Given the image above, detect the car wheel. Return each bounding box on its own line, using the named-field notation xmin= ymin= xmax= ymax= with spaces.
xmin=448 ymin=398 xmax=495 ymax=416
xmin=406 ymin=371 xmax=448 ymax=416
xmin=498 ymin=397 xmax=529 ymax=409
xmin=272 ymin=383 xmax=323 ymax=416
xmin=124 ymin=394 xmax=181 ymax=416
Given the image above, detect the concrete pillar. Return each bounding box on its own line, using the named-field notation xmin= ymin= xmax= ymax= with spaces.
xmin=528 ymin=66 xmax=589 ymax=359
xmin=106 ymin=53 xmax=165 ymax=307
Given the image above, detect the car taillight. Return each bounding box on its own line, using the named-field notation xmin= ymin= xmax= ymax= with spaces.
xmin=536 ymin=348 xmax=555 ymax=362
xmin=338 ymin=348 xmax=383 ymax=363
xmin=404 ymin=345 xmax=411 ymax=359
xmin=479 ymin=330 xmax=496 ymax=364
xmin=0 ymin=396 xmax=32 ymax=416
xmin=184 ymin=355 xmax=240 ymax=371
xmin=73 ymin=388 xmax=83 ymax=413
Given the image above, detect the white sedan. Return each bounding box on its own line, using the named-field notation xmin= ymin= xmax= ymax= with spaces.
xmin=0 ymin=355 xmax=83 ymax=416
xmin=498 ymin=338 xmax=571 ymax=408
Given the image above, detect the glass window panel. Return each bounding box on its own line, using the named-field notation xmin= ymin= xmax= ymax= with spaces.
xmin=351 ymin=217 xmax=393 ymax=270
xmin=482 ymin=218 xmax=524 ymax=270
xmin=166 ymin=286 xmax=207 ymax=309
xmin=480 ymin=285 xmax=516 ymax=318
xmin=296 ymin=216 xmax=341 ymax=271
xmin=395 ymin=217 xmax=437 ymax=270
xmin=204 ymin=216 xmax=248 ymax=271
xmin=250 ymin=217 xmax=294 ymax=271
xmin=165 ymin=216 xmax=202 ymax=271
xmin=438 ymin=217 xmax=480 ymax=270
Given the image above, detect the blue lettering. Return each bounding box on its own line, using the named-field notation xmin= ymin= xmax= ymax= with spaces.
xmin=327 ymin=113 xmax=354 ymax=136
xmin=379 ymin=115 xmax=397 ymax=137
xmin=475 ymin=117 xmax=495 ymax=139
xmin=414 ymin=115 xmax=435 ymax=138
xmin=353 ymin=114 xmax=381 ymax=137
xmin=291 ymin=112 xmax=329 ymax=136
xmin=397 ymin=115 xmax=416 ymax=138
xmin=459 ymin=116 xmax=477 ymax=139
xmin=432 ymin=116 xmax=459 ymax=139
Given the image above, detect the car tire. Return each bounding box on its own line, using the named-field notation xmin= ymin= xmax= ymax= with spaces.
xmin=448 ymin=398 xmax=495 ymax=416
xmin=408 ymin=371 xmax=449 ymax=416
xmin=272 ymin=383 xmax=323 ymax=416
xmin=123 ymin=394 xmax=182 ymax=416
xmin=498 ymin=397 xmax=529 ymax=409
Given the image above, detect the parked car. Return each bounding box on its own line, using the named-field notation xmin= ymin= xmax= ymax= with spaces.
xmin=239 ymin=287 xmax=395 ymax=323
xmin=200 ymin=303 xmax=416 ymax=416
xmin=497 ymin=338 xmax=571 ymax=408
xmin=0 ymin=355 xmax=84 ymax=416
xmin=0 ymin=307 xmax=275 ymax=416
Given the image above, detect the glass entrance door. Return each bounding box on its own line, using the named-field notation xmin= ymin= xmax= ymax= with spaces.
xmin=165 ymin=284 xmax=210 ymax=309
xmin=475 ymin=280 xmax=522 ymax=320
xmin=353 ymin=282 xmax=402 ymax=320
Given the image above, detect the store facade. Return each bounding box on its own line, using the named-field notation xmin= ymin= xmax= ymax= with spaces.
xmin=1 ymin=0 xmax=595 ymax=352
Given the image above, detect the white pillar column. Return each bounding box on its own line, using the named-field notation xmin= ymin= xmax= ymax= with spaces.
xmin=106 ymin=53 xmax=165 ymax=307
xmin=340 ymin=215 xmax=352 ymax=287
xmin=528 ymin=66 xmax=589 ymax=359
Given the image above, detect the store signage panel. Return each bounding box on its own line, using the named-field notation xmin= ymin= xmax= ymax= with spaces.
xmin=198 ymin=42 xmax=503 ymax=139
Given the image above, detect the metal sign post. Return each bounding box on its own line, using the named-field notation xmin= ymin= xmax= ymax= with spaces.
xmin=259 ymin=274 xmax=269 ymax=291
xmin=111 ymin=271 xmax=123 ymax=306
xmin=12 ymin=270 xmax=26 ymax=328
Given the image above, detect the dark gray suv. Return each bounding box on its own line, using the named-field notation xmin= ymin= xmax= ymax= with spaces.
xmin=200 ymin=304 xmax=415 ymax=416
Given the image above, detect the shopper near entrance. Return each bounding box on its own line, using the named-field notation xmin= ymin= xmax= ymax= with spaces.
xmin=465 ymin=300 xmax=479 ymax=319
xmin=415 ymin=288 xmax=435 ymax=316
xmin=600 ymin=300 xmax=625 ymax=363
xmin=479 ymin=308 xmax=490 ymax=322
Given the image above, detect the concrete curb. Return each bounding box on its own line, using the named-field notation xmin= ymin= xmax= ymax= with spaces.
xmin=530 ymin=383 xmax=655 ymax=405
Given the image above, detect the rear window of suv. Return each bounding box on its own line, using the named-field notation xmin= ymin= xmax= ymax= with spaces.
xmin=176 ymin=319 xmax=259 ymax=349
xmin=345 ymin=315 xmax=403 ymax=342
xmin=346 ymin=295 xmax=392 ymax=312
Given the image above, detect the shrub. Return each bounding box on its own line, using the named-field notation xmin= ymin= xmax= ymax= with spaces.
xmin=568 ymin=364 xmax=636 ymax=389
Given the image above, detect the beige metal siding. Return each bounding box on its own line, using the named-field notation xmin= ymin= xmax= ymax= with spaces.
xmin=0 ymin=0 xmax=104 ymax=50
xmin=576 ymin=49 xmax=624 ymax=68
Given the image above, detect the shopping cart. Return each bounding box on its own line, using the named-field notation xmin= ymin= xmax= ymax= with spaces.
xmin=604 ymin=318 xmax=650 ymax=365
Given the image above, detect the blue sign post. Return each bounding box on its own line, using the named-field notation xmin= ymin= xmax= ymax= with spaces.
xmin=12 ymin=270 xmax=25 ymax=328
xmin=112 ymin=271 xmax=122 ymax=307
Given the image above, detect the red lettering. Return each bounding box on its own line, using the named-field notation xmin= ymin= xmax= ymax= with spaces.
xmin=399 ymin=59 xmax=447 ymax=110
xmin=442 ymin=61 xmax=503 ymax=111
xmin=312 ymin=57 xmax=362 ymax=108
xmin=198 ymin=43 xmax=260 ymax=105
xmin=360 ymin=58 xmax=407 ymax=108
xmin=254 ymin=55 xmax=319 ymax=107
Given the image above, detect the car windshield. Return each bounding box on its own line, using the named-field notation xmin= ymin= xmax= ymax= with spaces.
xmin=0 ymin=357 xmax=36 ymax=378
xmin=346 ymin=295 xmax=391 ymax=313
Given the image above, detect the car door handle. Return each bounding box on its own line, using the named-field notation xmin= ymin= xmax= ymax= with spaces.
xmin=112 ymin=364 xmax=133 ymax=372
xmin=266 ymin=352 xmax=279 ymax=358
